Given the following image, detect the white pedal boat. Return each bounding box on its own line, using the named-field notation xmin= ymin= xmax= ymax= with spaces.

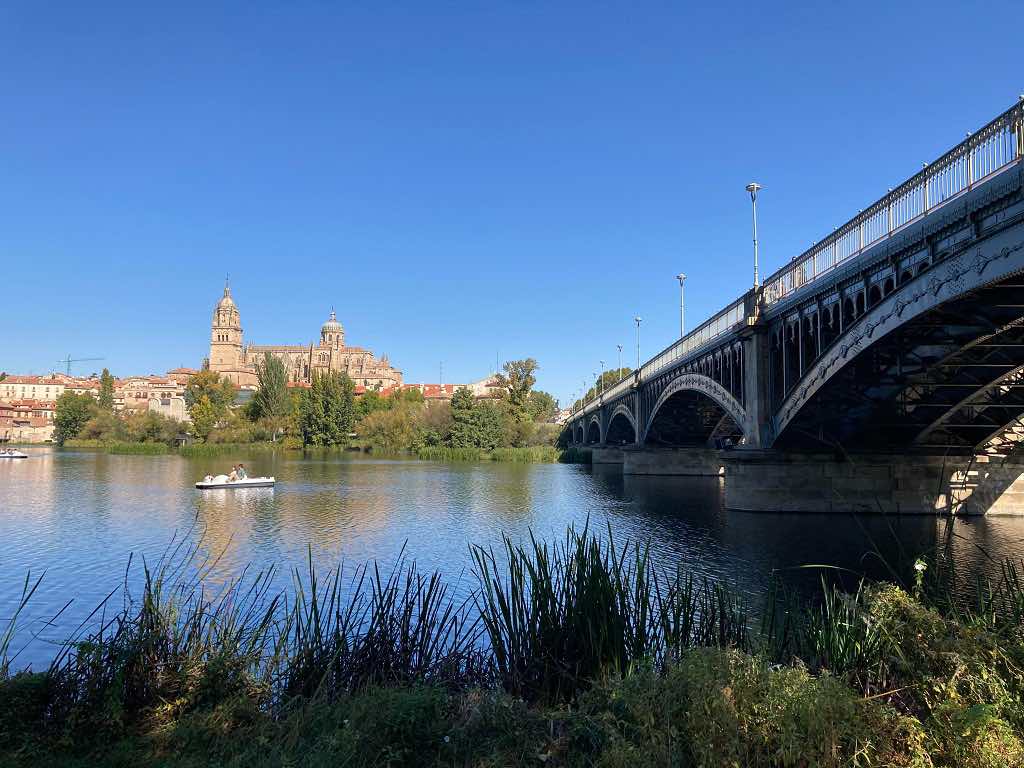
xmin=195 ymin=474 xmax=275 ymax=489
xmin=0 ymin=450 xmax=28 ymax=459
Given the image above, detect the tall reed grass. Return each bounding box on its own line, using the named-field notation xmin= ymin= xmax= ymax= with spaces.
xmin=5 ymin=523 xmax=1023 ymax=748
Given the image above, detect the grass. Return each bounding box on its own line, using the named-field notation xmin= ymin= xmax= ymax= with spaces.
xmin=2 ymin=526 xmax=1023 ymax=766
xmin=416 ymin=445 xmax=575 ymax=463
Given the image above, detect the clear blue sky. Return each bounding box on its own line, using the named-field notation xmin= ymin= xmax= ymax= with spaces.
xmin=1 ymin=2 xmax=1020 ymax=405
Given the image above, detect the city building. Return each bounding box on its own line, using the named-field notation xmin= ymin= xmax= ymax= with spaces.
xmin=207 ymin=283 xmax=403 ymax=390
xmin=0 ymin=374 xmax=68 ymax=402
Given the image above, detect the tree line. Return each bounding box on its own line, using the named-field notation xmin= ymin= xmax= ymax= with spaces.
xmin=52 ymin=358 xmax=561 ymax=453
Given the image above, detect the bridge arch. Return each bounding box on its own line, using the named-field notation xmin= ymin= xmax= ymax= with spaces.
xmin=605 ymin=404 xmax=638 ymax=446
xmin=773 ymin=234 xmax=1024 ymax=451
xmin=586 ymin=417 xmax=602 ymax=445
xmin=574 ymin=423 xmax=585 ymax=444
xmin=643 ymin=373 xmax=747 ymax=447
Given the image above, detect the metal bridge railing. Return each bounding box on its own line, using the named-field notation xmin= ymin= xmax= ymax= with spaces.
xmin=762 ymin=99 xmax=1024 ymax=306
xmin=572 ymin=297 xmax=749 ymax=417
xmin=570 ymin=99 xmax=1024 ymax=421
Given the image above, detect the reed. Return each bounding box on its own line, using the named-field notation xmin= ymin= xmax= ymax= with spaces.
xmin=471 ymin=524 xmax=748 ymax=703
xmin=416 ymin=446 xmax=484 ymax=462
xmin=105 ymin=442 xmax=170 ymax=455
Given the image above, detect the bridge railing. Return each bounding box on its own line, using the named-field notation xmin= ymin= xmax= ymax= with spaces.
xmin=762 ymin=99 xmax=1024 ymax=306
xmin=570 ymin=99 xmax=1024 ymax=422
xmin=572 ymin=296 xmax=750 ymax=417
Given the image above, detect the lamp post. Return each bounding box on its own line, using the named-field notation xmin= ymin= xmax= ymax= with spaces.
xmin=634 ymin=316 xmax=642 ymax=372
xmin=617 ymin=344 xmax=623 ymax=378
xmin=746 ymin=182 xmax=763 ymax=288
xmin=676 ymin=273 xmax=687 ymax=337
xmin=599 ymin=360 xmax=605 ymax=397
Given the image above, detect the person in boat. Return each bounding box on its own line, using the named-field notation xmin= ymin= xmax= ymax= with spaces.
xmin=228 ymin=465 xmax=239 ymax=482
xmin=237 ymin=463 xmax=248 ymax=480
xmin=203 ymin=474 xmax=214 ymax=483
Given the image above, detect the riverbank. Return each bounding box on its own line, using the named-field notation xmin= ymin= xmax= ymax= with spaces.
xmin=2 ymin=526 xmax=1022 ymax=767
xmin=57 ymin=439 xmax=591 ymax=463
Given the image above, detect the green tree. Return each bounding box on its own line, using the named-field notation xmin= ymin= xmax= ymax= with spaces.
xmin=188 ymin=395 xmax=218 ymax=442
xmin=185 ymin=370 xmax=235 ymax=411
xmin=98 ymin=368 xmax=115 ymax=411
xmin=357 ymin=390 xmax=389 ymax=419
xmin=53 ymin=392 xmax=97 ymax=445
xmin=527 ymin=390 xmax=558 ymax=422
xmin=359 ymin=407 xmax=418 ymax=453
xmin=389 ymin=388 xmax=425 ymax=407
xmin=185 ymin=370 xmax=235 ymax=435
xmin=494 ymin=359 xmax=538 ymax=422
xmin=447 ymin=388 xmax=505 ymax=450
xmin=299 ymin=370 xmax=356 ymax=446
xmin=250 ymin=353 xmax=289 ymax=421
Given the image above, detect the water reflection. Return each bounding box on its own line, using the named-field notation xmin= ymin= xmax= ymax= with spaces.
xmin=2 ymin=449 xmax=1023 ymax=669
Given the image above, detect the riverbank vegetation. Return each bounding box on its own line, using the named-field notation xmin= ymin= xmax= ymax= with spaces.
xmin=51 ymin=358 xmax=571 ymax=463
xmin=2 ymin=526 xmax=1023 ymax=766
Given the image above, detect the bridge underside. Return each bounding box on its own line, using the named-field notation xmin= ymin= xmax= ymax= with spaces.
xmin=646 ymin=390 xmax=743 ymax=448
xmin=776 ymin=271 xmax=1024 ymax=456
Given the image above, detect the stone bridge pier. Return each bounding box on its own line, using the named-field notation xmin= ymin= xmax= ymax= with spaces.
xmin=567 ymin=99 xmax=1024 ymax=514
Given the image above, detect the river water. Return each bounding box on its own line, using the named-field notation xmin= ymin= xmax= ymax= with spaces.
xmin=3 ymin=448 xmax=1024 ymax=669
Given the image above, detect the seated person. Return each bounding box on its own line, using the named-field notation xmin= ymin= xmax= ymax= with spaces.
xmin=236 ymin=463 xmax=248 ymax=480
xmin=228 ymin=465 xmax=238 ymax=482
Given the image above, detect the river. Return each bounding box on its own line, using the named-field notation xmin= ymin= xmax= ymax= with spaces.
xmin=3 ymin=448 xmax=1023 ymax=669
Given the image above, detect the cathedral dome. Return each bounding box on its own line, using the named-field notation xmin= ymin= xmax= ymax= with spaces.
xmin=321 ymin=310 xmax=343 ymax=333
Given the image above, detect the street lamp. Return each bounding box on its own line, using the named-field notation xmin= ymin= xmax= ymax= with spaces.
xmin=746 ymin=182 xmax=763 ymax=288
xmin=634 ymin=316 xmax=642 ymax=371
xmin=599 ymin=360 xmax=605 ymax=396
xmin=676 ymin=273 xmax=687 ymax=337
xmin=616 ymin=344 xmax=623 ymax=378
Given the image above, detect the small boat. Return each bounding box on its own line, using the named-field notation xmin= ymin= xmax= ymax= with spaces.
xmin=0 ymin=450 xmax=28 ymax=459
xmin=195 ymin=474 xmax=275 ymax=489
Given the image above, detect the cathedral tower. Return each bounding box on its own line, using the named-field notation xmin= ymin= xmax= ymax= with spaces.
xmin=209 ymin=281 xmax=243 ymax=371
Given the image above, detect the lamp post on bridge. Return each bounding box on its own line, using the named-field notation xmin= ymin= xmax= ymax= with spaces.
xmin=676 ymin=273 xmax=687 ymax=337
xmin=634 ymin=317 xmax=642 ymax=373
xmin=616 ymin=344 xmax=623 ymax=380
xmin=746 ymin=182 xmax=763 ymax=288
xmin=599 ymin=360 xmax=605 ymax=399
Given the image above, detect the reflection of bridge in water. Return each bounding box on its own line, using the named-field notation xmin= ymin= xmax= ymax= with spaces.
xmin=568 ymin=99 xmax=1024 ymax=514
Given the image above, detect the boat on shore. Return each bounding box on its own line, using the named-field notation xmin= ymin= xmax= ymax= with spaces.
xmin=0 ymin=449 xmax=28 ymax=459
xmin=195 ymin=474 xmax=275 ymax=489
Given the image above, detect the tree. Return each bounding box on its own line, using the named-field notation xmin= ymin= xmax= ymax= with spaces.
xmin=299 ymin=370 xmax=356 ymax=446
xmin=446 ymin=388 xmax=505 ymax=450
xmin=188 ymin=395 xmax=218 ymax=442
xmin=359 ymin=408 xmax=418 ymax=453
xmin=250 ymin=353 xmax=289 ymax=421
xmin=98 ymin=368 xmax=115 ymax=411
xmin=527 ymin=390 xmax=558 ymax=422
xmin=494 ymin=359 xmax=538 ymax=422
xmin=53 ymin=392 xmax=97 ymax=445
xmin=185 ymin=370 xmax=235 ymax=411
xmin=185 ymin=370 xmax=235 ymax=436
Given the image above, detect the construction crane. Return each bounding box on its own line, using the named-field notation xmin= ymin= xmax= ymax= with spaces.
xmin=57 ymin=355 xmax=105 ymax=376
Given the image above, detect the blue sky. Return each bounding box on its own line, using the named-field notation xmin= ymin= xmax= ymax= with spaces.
xmin=1 ymin=2 xmax=1020 ymax=405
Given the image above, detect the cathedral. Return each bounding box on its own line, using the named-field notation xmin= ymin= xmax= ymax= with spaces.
xmin=207 ymin=283 xmax=403 ymax=390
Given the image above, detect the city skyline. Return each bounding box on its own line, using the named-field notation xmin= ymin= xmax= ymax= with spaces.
xmin=2 ymin=3 xmax=1022 ymax=405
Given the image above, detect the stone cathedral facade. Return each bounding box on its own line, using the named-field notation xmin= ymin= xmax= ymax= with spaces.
xmin=207 ymin=283 xmax=402 ymax=390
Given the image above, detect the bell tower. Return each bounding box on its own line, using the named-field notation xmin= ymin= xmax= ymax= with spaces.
xmin=209 ymin=279 xmax=243 ymax=371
